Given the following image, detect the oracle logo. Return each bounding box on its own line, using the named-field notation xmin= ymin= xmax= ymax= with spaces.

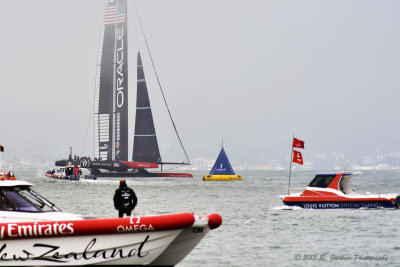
xmin=116 ymin=25 xmax=125 ymax=108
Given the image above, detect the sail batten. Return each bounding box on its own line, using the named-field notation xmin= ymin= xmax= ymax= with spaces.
xmin=132 ymin=52 xmax=161 ymax=163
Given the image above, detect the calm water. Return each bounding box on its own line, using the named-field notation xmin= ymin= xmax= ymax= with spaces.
xmin=17 ymin=169 xmax=400 ymax=266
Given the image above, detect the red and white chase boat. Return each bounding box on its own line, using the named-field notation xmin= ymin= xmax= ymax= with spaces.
xmin=0 ymin=174 xmax=222 ymax=265
xmin=281 ymin=172 xmax=400 ymax=209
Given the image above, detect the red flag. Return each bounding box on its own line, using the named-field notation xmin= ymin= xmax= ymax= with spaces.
xmin=292 ymin=138 xmax=304 ymax=149
xmin=0 ymin=145 xmax=3 ymax=152
xmin=292 ymin=150 xmax=303 ymax=165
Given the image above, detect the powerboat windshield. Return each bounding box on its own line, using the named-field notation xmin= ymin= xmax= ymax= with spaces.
xmin=0 ymin=186 xmax=60 ymax=212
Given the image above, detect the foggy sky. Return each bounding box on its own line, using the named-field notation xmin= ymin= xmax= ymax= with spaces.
xmin=1 ymin=0 xmax=400 ymax=167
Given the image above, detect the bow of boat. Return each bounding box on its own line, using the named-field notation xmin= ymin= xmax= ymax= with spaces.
xmin=0 ymin=212 xmax=222 ymax=266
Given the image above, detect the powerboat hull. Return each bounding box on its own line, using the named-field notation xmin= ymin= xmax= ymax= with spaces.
xmin=281 ymin=172 xmax=400 ymax=209
xmin=46 ymin=165 xmax=97 ymax=181
xmin=282 ymin=198 xmax=395 ymax=209
xmin=0 ymin=178 xmax=221 ymax=265
xmin=0 ymin=212 xmax=222 ymax=266
xmin=45 ymin=172 xmax=80 ymax=181
xmin=45 ymin=172 xmax=97 ymax=181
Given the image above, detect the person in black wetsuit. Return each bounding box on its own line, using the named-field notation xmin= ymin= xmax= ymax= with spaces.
xmin=113 ymin=179 xmax=137 ymax=217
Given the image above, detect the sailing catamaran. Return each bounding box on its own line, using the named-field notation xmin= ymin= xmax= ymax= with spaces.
xmin=55 ymin=0 xmax=192 ymax=178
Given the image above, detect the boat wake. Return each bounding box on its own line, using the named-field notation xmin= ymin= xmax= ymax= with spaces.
xmin=273 ymin=205 xmax=303 ymax=211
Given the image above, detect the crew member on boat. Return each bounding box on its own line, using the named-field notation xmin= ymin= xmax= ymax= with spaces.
xmin=113 ymin=179 xmax=137 ymax=217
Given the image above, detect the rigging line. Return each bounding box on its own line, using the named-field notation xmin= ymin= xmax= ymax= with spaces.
xmin=82 ymin=103 xmax=94 ymax=156
xmin=132 ymin=1 xmax=142 ymax=53
xmin=133 ymin=0 xmax=191 ymax=164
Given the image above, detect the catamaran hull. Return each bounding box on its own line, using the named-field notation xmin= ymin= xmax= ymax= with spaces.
xmin=282 ymin=200 xmax=395 ymax=209
xmin=55 ymin=160 xmax=192 ymax=178
xmin=0 ymin=213 xmax=221 ymax=266
xmin=92 ymin=172 xmax=193 ymax=178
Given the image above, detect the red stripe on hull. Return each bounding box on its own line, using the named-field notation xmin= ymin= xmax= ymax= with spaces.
xmin=120 ymin=161 xmax=159 ymax=169
xmin=0 ymin=213 xmax=196 ymax=240
xmin=156 ymin=173 xmax=193 ymax=178
xmin=283 ymin=196 xmax=396 ymax=203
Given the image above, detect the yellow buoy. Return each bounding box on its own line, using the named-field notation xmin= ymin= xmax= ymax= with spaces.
xmin=203 ymin=143 xmax=243 ymax=181
xmin=202 ymin=175 xmax=243 ymax=181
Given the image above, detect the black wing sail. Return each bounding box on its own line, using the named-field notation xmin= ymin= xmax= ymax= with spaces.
xmin=94 ymin=0 xmax=129 ymax=161
xmin=132 ymin=52 xmax=161 ymax=163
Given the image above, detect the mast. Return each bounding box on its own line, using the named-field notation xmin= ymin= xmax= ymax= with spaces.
xmin=94 ymin=0 xmax=128 ymax=161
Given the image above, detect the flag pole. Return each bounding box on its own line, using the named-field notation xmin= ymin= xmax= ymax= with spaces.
xmin=288 ymin=135 xmax=294 ymax=195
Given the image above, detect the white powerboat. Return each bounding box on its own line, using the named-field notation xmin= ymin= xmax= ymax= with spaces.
xmin=281 ymin=172 xmax=400 ymax=209
xmin=45 ymin=165 xmax=97 ymax=181
xmin=0 ymin=172 xmax=222 ymax=265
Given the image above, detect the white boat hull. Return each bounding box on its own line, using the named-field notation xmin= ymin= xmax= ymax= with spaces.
xmin=0 ymin=213 xmax=221 ymax=266
xmin=0 ymin=177 xmax=222 ymax=265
